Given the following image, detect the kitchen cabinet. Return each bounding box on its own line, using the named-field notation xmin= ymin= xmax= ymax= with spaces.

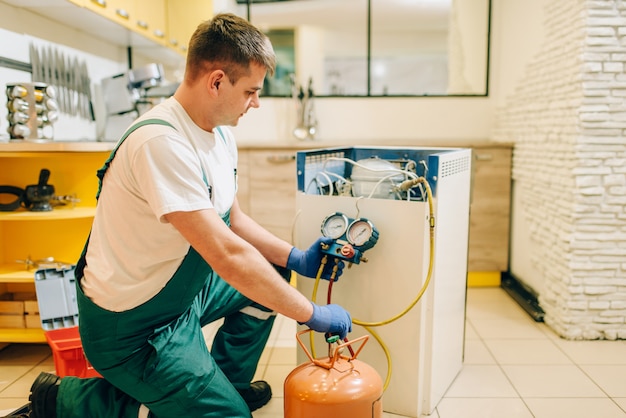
xmin=237 ymin=143 xmax=512 ymax=284
xmin=468 ymin=147 xmax=512 ymax=274
xmin=83 ymin=0 xmax=168 ymax=46
xmin=1 ymin=0 xmax=210 ymax=62
xmin=134 ymin=0 xmax=168 ymax=46
xmin=237 ymin=149 xmax=296 ymax=243
xmin=166 ymin=0 xmax=212 ymax=54
xmin=84 ymin=0 xmax=137 ymax=32
xmin=0 ymin=142 xmax=113 ymax=343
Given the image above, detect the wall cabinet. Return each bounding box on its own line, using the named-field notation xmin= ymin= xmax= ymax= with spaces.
xmin=134 ymin=0 xmax=168 ymax=46
xmin=237 ymin=144 xmax=512 ymax=280
xmin=84 ymin=0 xmax=137 ymax=32
xmin=0 ymin=142 xmax=113 ymax=343
xmin=166 ymin=0 xmax=212 ymax=54
xmin=2 ymin=0 xmax=212 ymax=60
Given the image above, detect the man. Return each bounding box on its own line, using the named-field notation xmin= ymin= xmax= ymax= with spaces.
xmin=11 ymin=13 xmax=350 ymax=418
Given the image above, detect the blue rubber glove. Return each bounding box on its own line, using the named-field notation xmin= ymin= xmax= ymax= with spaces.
xmin=286 ymin=237 xmax=345 ymax=281
xmin=302 ymin=303 xmax=352 ymax=340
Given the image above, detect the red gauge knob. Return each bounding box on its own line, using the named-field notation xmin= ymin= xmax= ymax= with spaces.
xmin=340 ymin=244 xmax=355 ymax=258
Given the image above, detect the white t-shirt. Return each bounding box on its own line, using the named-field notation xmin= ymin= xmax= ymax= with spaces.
xmin=81 ymin=97 xmax=238 ymax=311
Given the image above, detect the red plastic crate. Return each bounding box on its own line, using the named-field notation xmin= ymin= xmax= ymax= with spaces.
xmin=44 ymin=326 xmax=101 ymax=378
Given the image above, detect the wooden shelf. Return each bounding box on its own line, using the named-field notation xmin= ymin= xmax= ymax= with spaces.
xmin=0 ymin=264 xmax=37 ymax=283
xmin=0 ymin=148 xmax=102 ymax=344
xmin=0 ymin=206 xmax=96 ymax=221
xmin=0 ymin=141 xmax=115 ymax=153
xmin=0 ymin=328 xmax=46 ymax=343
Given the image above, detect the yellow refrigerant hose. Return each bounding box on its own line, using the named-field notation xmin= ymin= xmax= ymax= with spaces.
xmin=308 ymin=177 xmax=435 ymax=391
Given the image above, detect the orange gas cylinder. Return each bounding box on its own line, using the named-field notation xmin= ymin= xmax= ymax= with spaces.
xmin=284 ymin=330 xmax=383 ymax=418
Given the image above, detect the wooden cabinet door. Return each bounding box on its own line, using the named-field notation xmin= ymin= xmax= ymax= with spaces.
xmin=247 ymin=150 xmax=297 ymax=243
xmin=468 ymin=147 xmax=512 ymax=272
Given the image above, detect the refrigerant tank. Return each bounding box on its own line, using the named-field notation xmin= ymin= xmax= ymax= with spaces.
xmin=284 ymin=331 xmax=383 ymax=418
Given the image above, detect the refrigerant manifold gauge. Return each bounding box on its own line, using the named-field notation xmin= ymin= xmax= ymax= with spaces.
xmin=320 ymin=212 xmax=379 ymax=264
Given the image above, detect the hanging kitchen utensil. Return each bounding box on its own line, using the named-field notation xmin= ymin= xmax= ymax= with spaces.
xmin=73 ymin=57 xmax=81 ymax=117
xmin=81 ymin=60 xmax=95 ymax=121
xmin=29 ymin=43 xmax=40 ymax=82
xmin=39 ymin=47 xmax=47 ymax=84
xmin=50 ymin=48 xmax=59 ymax=99
xmin=56 ymin=50 xmax=65 ymax=113
xmin=46 ymin=46 xmax=54 ymax=86
xmin=72 ymin=56 xmax=80 ymax=116
xmin=305 ymin=77 xmax=317 ymax=139
xmin=65 ymin=53 xmax=72 ymax=114
xmin=293 ymin=86 xmax=308 ymax=140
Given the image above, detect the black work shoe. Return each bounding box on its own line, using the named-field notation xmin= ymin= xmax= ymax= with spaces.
xmin=29 ymin=372 xmax=61 ymax=418
xmin=236 ymin=380 xmax=272 ymax=412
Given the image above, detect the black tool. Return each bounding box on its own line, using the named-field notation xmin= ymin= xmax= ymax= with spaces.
xmin=24 ymin=168 xmax=55 ymax=211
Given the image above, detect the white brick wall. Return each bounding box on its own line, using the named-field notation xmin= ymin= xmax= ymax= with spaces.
xmin=495 ymin=0 xmax=626 ymax=339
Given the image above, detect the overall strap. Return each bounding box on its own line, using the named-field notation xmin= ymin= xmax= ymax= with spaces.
xmin=76 ymin=119 xmax=176 ymax=279
xmin=96 ymin=119 xmax=175 ymax=199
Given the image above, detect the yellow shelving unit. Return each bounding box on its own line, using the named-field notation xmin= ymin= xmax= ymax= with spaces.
xmin=0 ymin=142 xmax=113 ymax=343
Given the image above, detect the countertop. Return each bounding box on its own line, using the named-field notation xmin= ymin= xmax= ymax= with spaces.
xmin=0 ymin=140 xmax=115 ymax=153
xmin=235 ymin=139 xmax=513 ymax=150
xmin=0 ymin=139 xmax=512 ymax=153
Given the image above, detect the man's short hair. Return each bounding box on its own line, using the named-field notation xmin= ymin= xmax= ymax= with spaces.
xmin=185 ymin=13 xmax=276 ymax=84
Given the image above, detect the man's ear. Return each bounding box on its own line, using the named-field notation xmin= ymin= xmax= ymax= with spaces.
xmin=207 ymin=70 xmax=225 ymax=94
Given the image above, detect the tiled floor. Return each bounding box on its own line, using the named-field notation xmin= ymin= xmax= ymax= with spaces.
xmin=2 ymin=287 xmax=626 ymax=417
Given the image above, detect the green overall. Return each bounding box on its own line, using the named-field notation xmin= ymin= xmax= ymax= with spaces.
xmin=59 ymin=120 xmax=282 ymax=418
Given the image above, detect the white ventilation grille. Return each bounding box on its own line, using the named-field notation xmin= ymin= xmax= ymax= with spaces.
xmin=440 ymin=154 xmax=470 ymax=178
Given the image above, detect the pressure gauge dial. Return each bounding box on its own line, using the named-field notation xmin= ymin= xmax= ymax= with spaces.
xmin=347 ymin=218 xmax=379 ymax=250
xmin=321 ymin=212 xmax=349 ymax=239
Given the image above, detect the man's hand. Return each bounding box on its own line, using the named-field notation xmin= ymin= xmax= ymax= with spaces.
xmin=286 ymin=237 xmax=345 ymax=281
xmin=302 ymin=303 xmax=352 ymax=340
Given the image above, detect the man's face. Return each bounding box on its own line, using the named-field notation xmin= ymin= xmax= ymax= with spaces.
xmin=216 ymin=63 xmax=266 ymax=127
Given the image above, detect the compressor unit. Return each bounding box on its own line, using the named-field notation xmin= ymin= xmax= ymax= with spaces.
xmin=292 ymin=146 xmax=472 ymax=417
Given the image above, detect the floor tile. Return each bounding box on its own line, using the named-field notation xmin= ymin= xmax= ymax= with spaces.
xmin=269 ymin=347 xmax=297 ymax=366
xmin=252 ymin=397 xmax=284 ymax=418
xmin=466 ymin=288 xmax=530 ymax=320
xmin=464 ymin=320 xmax=479 ymax=340
xmin=579 ymin=365 xmax=626 ymax=397
xmin=469 ymin=317 xmax=549 ymax=340
xmin=443 ymin=365 xmax=518 ymax=397
xmin=272 ymin=315 xmax=297 ymax=346
xmin=484 ymin=339 xmax=572 ymax=365
xmin=613 ymin=398 xmax=626 ymax=412
xmin=502 ymin=365 xmax=605 ymax=398
xmin=462 ymin=339 xmax=496 ymax=365
xmin=552 ymin=339 xmax=626 ymax=365
xmin=536 ymin=322 xmax=563 ymax=340
xmin=524 ymin=397 xmax=626 ymax=418
xmin=0 ymin=344 xmax=51 ymax=366
xmin=0 ymin=365 xmax=33 ymax=393
xmin=0 ymin=404 xmax=28 ymax=416
xmin=5 ymin=287 xmax=626 ymax=417
xmin=0 ymin=364 xmax=56 ymax=398
xmin=262 ymin=365 xmax=294 ymax=399
xmin=436 ymin=398 xmax=533 ymax=418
